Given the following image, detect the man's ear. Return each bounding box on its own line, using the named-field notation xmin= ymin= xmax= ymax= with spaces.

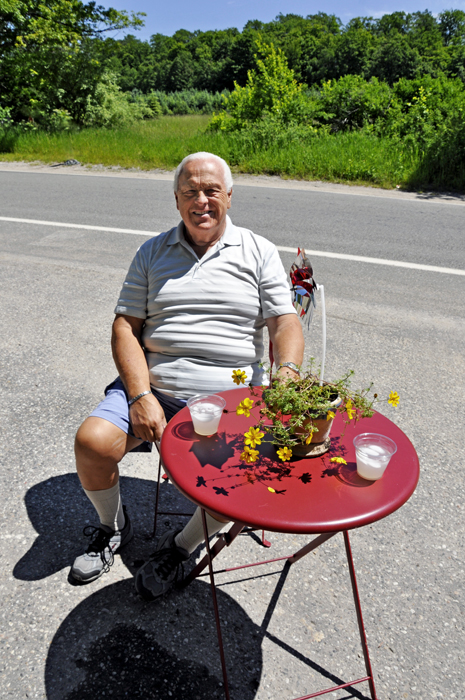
xmin=227 ymin=188 xmax=232 ymax=209
xmin=174 ymin=191 xmax=179 ymax=211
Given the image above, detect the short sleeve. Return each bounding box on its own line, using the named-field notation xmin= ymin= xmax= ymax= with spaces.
xmin=114 ymin=244 xmax=149 ymax=319
xmin=259 ymin=244 xmax=296 ymax=319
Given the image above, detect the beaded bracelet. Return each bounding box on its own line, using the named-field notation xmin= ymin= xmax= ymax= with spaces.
xmin=128 ymin=390 xmax=152 ymax=406
xmin=277 ymin=362 xmax=301 ymax=375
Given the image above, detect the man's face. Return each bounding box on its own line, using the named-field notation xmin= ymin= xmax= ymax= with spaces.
xmin=175 ymin=158 xmax=232 ymax=244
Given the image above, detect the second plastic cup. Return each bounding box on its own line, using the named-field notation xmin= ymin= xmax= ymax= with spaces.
xmin=187 ymin=394 xmax=226 ymax=436
xmin=353 ymin=433 xmax=397 ymax=481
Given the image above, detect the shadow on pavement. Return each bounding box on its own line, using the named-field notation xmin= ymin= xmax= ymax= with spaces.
xmin=14 ymin=473 xmax=194 ymax=581
xmin=17 ymin=474 xmax=370 ymax=699
xmin=45 ymin=578 xmax=262 ymax=700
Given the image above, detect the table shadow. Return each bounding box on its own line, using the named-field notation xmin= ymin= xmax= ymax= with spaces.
xmin=257 ymin=564 xmax=372 ymax=700
xmin=45 ymin=578 xmax=262 ymax=700
xmin=17 ymin=475 xmax=371 ymax=699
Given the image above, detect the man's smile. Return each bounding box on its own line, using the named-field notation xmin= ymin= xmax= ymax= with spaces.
xmin=192 ymin=210 xmax=214 ymax=217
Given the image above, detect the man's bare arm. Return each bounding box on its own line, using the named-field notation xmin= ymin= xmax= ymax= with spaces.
xmin=266 ymin=314 xmax=305 ymax=379
xmin=112 ymin=314 xmax=167 ymax=442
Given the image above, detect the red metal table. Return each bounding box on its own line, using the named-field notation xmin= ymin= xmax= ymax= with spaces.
xmin=160 ymin=387 xmax=420 ymax=700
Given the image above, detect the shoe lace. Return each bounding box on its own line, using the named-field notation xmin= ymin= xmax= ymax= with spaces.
xmin=82 ymin=525 xmax=115 ymax=571
xmin=150 ymin=547 xmax=185 ymax=582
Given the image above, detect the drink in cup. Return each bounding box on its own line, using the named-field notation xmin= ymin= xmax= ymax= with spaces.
xmin=187 ymin=394 xmax=226 ymax=436
xmin=353 ymin=433 xmax=397 ymax=481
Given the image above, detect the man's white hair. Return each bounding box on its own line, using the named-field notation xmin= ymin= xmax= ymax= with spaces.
xmin=174 ymin=152 xmax=233 ymax=192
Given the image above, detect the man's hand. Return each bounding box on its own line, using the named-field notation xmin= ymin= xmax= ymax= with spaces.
xmin=129 ymin=393 xmax=167 ymax=443
xmin=112 ymin=314 xmax=167 ymax=442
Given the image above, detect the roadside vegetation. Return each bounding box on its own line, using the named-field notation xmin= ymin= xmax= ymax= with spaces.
xmin=1 ymin=5 xmax=465 ymax=190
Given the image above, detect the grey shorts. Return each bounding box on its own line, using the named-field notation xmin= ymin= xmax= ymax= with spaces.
xmin=89 ymin=377 xmax=187 ymax=453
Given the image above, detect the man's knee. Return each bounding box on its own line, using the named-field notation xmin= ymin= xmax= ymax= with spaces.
xmin=75 ymin=417 xmax=126 ymax=464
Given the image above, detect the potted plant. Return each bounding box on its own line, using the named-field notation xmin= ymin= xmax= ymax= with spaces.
xmin=231 ymin=364 xmax=399 ymax=464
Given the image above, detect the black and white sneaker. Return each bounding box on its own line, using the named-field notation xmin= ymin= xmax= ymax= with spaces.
xmin=71 ymin=506 xmax=133 ymax=583
xmin=134 ymin=530 xmax=190 ymax=601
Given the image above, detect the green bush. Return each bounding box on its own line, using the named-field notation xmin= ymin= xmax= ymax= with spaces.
xmin=83 ymin=71 xmax=153 ymax=127
xmin=149 ymin=89 xmax=229 ymax=115
xmin=409 ymin=117 xmax=465 ymax=189
xmin=310 ymin=75 xmax=394 ymax=132
xmin=387 ymin=74 xmax=465 ymax=145
xmin=0 ymin=106 xmax=13 ymax=128
xmin=145 ymin=92 xmax=163 ymax=116
xmin=0 ymin=127 xmax=18 ymax=153
xmin=209 ymin=39 xmax=308 ymax=131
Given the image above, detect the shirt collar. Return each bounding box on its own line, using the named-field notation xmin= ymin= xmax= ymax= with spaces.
xmin=166 ymin=215 xmax=241 ymax=248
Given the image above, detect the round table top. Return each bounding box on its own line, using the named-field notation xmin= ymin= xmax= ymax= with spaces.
xmin=160 ymin=387 xmax=420 ymax=534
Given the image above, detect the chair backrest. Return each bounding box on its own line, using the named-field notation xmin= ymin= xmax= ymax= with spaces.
xmin=269 ymin=247 xmax=321 ymax=383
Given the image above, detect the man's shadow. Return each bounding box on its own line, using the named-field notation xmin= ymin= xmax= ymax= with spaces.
xmin=15 ymin=474 xmax=262 ymax=699
xmin=13 ymin=473 xmax=196 ymax=581
xmin=45 ymin=578 xmax=262 ymax=700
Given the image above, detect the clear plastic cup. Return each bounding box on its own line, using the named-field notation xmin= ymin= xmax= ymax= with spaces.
xmin=187 ymin=394 xmax=226 ymax=436
xmin=353 ymin=433 xmax=397 ymax=481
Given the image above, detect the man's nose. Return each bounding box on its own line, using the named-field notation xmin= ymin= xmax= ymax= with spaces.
xmin=195 ymin=190 xmax=208 ymax=204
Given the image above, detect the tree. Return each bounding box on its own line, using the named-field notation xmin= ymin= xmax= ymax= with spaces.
xmin=0 ymin=0 xmax=143 ymax=52
xmin=166 ymin=52 xmax=195 ymax=91
xmin=209 ymin=39 xmax=306 ymax=130
xmin=0 ymin=0 xmax=144 ymax=123
xmin=439 ymin=10 xmax=465 ymax=46
xmin=368 ymin=34 xmax=422 ymax=83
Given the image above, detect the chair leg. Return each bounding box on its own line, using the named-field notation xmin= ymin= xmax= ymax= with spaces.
xmin=151 ymin=452 xmax=163 ymax=538
xmin=262 ymin=530 xmax=271 ymax=548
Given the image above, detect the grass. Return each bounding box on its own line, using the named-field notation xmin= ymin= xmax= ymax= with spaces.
xmin=0 ymin=116 xmax=212 ymax=170
xmin=0 ymin=115 xmax=423 ymax=189
xmin=209 ymin=129 xmax=419 ymax=189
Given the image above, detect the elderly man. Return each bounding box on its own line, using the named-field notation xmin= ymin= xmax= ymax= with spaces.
xmin=71 ymin=151 xmax=304 ymax=600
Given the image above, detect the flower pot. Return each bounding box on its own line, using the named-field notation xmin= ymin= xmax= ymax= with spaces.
xmin=292 ymin=395 xmax=342 ymax=457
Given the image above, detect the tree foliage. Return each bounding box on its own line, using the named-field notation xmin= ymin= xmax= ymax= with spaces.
xmin=0 ymin=0 xmax=144 ymax=124
xmin=92 ymin=10 xmax=465 ymax=94
xmin=1 ymin=2 xmax=465 ymax=190
xmin=209 ymin=39 xmax=306 ymax=130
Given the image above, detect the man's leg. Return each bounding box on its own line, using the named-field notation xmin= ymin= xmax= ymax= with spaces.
xmin=134 ymin=506 xmax=230 ymax=601
xmin=71 ymin=416 xmax=141 ymax=582
xmin=175 ymin=507 xmax=228 ymax=554
xmin=75 ymin=416 xmax=141 ymax=524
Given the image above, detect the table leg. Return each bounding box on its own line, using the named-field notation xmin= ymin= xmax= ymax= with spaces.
xmin=181 ymin=520 xmax=245 ymax=587
xmin=200 ymin=508 xmax=231 ymax=700
xmin=344 ymin=530 xmax=378 ymax=700
xmin=287 ymin=532 xmax=338 ymax=564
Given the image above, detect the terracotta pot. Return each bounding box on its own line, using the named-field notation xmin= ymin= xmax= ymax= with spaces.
xmin=292 ymin=395 xmax=342 ymax=457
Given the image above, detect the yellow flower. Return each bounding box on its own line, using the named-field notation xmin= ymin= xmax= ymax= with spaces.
xmin=326 ymin=410 xmax=335 ymax=421
xmin=345 ymin=400 xmax=356 ymax=420
xmin=244 ymin=426 xmax=265 ymax=448
xmin=330 ymin=457 xmax=347 ymax=465
xmin=276 ymin=446 xmax=292 ymax=462
xmin=388 ymin=391 xmax=400 ymax=407
xmin=305 ymin=428 xmax=314 ymax=445
xmin=232 ymin=369 xmax=248 ymax=385
xmin=236 ymin=397 xmax=254 ymax=417
xmin=268 ymin=487 xmax=276 ymax=493
xmin=240 ymin=446 xmax=259 ymax=464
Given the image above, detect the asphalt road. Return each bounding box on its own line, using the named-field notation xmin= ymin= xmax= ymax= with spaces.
xmin=0 ymin=168 xmax=464 ymax=700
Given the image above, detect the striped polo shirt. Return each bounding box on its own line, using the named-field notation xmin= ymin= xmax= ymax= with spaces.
xmin=115 ymin=216 xmax=296 ymax=399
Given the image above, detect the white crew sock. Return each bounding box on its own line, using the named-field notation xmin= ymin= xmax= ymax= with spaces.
xmin=83 ymin=482 xmax=125 ymax=531
xmin=175 ymin=507 xmax=229 ymax=554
